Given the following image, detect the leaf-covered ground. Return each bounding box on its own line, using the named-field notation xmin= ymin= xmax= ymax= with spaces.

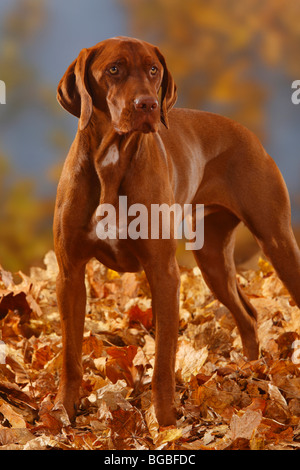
xmin=0 ymin=251 xmax=300 ymax=450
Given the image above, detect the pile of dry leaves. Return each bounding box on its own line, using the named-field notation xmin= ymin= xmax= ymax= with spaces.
xmin=0 ymin=251 xmax=300 ymax=450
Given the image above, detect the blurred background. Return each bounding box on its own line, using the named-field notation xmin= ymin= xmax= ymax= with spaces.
xmin=0 ymin=0 xmax=300 ymax=273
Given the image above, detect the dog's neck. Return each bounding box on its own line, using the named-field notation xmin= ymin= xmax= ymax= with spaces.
xmin=80 ymin=111 xmax=152 ymax=208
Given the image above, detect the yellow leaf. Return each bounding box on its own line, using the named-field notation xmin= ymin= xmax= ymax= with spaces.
xmin=175 ymin=338 xmax=208 ymax=382
xmin=155 ymin=426 xmax=182 ymax=447
xmin=106 ymin=269 xmax=120 ymax=280
xmin=0 ymin=403 xmax=26 ymax=428
xmin=145 ymin=404 xmax=182 ymax=447
xmin=258 ymin=257 xmax=274 ymax=275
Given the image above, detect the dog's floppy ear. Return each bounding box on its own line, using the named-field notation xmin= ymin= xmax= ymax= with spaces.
xmin=57 ymin=48 xmax=96 ymax=130
xmin=155 ymin=47 xmax=177 ymax=129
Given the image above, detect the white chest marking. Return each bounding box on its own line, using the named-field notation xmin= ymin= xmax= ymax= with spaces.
xmin=101 ymin=144 xmax=119 ymax=167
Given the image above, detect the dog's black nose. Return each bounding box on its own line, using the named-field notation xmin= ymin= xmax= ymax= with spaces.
xmin=134 ymin=96 xmax=158 ymax=112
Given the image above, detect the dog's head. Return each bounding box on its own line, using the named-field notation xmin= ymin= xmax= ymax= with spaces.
xmin=57 ymin=37 xmax=177 ymax=134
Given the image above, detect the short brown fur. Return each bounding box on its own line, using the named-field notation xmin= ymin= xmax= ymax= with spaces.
xmin=54 ymin=37 xmax=300 ymax=426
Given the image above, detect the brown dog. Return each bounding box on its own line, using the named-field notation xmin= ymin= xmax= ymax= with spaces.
xmin=54 ymin=36 xmax=300 ymax=426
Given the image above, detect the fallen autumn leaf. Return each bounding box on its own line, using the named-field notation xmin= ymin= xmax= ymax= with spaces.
xmin=0 ymin=252 xmax=300 ymax=450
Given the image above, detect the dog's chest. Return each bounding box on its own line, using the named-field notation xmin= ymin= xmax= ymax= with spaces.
xmin=101 ymin=144 xmax=120 ymax=167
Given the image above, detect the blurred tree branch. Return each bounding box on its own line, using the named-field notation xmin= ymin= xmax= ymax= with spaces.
xmin=0 ymin=0 xmax=62 ymax=272
xmin=0 ymin=152 xmax=53 ymax=273
xmin=121 ymin=0 xmax=300 ymax=137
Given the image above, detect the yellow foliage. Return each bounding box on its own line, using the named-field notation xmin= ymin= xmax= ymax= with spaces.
xmin=122 ymin=0 xmax=300 ymax=136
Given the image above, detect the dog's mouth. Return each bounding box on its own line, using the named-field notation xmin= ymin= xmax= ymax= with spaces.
xmin=134 ymin=118 xmax=159 ymax=134
xmin=113 ymin=105 xmax=160 ymax=135
xmin=115 ymin=118 xmax=159 ymax=135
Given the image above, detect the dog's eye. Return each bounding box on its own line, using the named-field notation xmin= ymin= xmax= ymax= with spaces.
xmin=109 ymin=66 xmax=119 ymax=75
xmin=150 ymin=66 xmax=158 ymax=76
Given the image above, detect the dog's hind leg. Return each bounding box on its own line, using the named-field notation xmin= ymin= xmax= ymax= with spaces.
xmin=193 ymin=208 xmax=260 ymax=360
xmin=237 ymin=156 xmax=300 ymax=309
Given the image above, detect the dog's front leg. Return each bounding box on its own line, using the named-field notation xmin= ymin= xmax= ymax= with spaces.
xmin=54 ymin=261 xmax=87 ymax=421
xmin=144 ymin=255 xmax=180 ymax=427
